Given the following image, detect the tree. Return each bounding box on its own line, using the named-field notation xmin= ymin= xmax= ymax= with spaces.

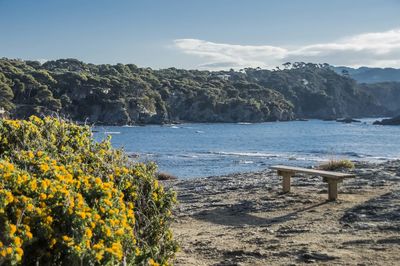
xmin=0 ymin=82 xmax=14 ymax=110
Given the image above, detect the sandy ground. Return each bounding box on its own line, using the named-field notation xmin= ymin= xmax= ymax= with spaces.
xmin=166 ymin=161 xmax=400 ymax=265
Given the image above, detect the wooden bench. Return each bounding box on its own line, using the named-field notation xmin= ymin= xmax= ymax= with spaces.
xmin=270 ymin=165 xmax=355 ymax=201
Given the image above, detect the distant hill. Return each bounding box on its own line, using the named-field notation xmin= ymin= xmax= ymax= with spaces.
xmin=0 ymin=59 xmax=389 ymax=125
xmin=333 ymin=66 xmax=400 ymax=83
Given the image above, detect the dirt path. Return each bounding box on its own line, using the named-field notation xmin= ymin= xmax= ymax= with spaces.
xmin=168 ymin=161 xmax=400 ymax=265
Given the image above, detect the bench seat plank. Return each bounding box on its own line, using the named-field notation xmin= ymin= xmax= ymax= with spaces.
xmin=270 ymin=165 xmax=355 ymax=179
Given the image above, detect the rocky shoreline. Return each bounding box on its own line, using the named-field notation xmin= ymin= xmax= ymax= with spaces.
xmin=373 ymin=115 xmax=400 ymax=125
xmin=165 ymin=160 xmax=400 ymax=265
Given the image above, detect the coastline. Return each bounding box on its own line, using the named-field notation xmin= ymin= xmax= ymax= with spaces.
xmin=90 ymin=117 xmax=392 ymax=127
xmin=166 ymin=160 xmax=400 ymax=265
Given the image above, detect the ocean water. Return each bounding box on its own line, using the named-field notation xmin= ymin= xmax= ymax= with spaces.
xmin=93 ymin=119 xmax=400 ymax=178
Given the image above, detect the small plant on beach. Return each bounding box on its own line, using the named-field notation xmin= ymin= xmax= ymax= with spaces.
xmin=318 ymin=159 xmax=355 ymax=171
xmin=0 ymin=116 xmax=178 ymax=265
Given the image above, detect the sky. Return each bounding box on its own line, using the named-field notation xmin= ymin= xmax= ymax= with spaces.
xmin=1 ymin=0 xmax=400 ymax=70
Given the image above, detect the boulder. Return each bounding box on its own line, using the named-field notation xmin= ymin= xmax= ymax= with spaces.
xmin=373 ymin=115 xmax=400 ymax=125
xmin=336 ymin=118 xmax=361 ymax=123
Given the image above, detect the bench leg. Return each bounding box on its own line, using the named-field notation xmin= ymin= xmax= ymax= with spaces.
xmin=282 ymin=173 xmax=291 ymax=193
xmin=327 ymin=180 xmax=338 ymax=201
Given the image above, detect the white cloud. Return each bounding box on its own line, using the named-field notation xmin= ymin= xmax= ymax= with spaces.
xmin=173 ymin=28 xmax=400 ymax=70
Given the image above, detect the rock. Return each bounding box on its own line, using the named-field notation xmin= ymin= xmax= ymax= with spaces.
xmin=336 ymin=118 xmax=361 ymax=123
xmin=300 ymin=252 xmax=338 ymax=262
xmin=373 ymin=115 xmax=400 ymax=125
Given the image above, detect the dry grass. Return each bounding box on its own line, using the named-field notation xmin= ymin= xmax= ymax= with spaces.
xmin=318 ymin=159 xmax=355 ymax=171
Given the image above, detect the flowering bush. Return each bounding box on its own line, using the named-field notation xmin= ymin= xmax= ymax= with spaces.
xmin=0 ymin=116 xmax=178 ymax=265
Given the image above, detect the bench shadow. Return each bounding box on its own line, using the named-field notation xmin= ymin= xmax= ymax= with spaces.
xmin=193 ymin=199 xmax=329 ymax=227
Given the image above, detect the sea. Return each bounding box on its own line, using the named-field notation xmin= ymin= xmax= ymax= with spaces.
xmin=93 ymin=118 xmax=400 ymax=179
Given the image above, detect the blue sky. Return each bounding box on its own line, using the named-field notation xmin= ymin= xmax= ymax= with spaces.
xmin=1 ymin=0 xmax=400 ymax=69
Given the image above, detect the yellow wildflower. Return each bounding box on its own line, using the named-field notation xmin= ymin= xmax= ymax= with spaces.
xmin=62 ymin=235 xmax=72 ymax=242
xmin=14 ymin=236 xmax=22 ymax=246
xmin=50 ymin=238 xmax=57 ymax=248
xmin=39 ymin=193 xmax=47 ymax=200
xmin=85 ymin=228 xmax=93 ymax=238
xmin=27 ymin=151 xmax=34 ymax=159
xmin=148 ymin=258 xmax=160 ymax=266
xmin=6 ymin=247 xmax=13 ymax=255
xmin=40 ymin=163 xmax=50 ymax=172
xmin=9 ymin=224 xmax=17 ymax=235
xmin=46 ymin=216 xmax=53 ymax=224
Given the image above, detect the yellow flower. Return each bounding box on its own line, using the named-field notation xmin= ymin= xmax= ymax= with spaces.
xmin=135 ymin=247 xmax=140 ymax=256
xmin=6 ymin=247 xmax=13 ymax=255
xmin=85 ymin=228 xmax=93 ymax=238
xmin=46 ymin=216 xmax=53 ymax=224
xmin=14 ymin=236 xmax=22 ymax=246
xmin=29 ymin=180 xmax=37 ymax=190
xmin=15 ymin=247 xmax=23 ymax=259
xmin=5 ymin=191 xmax=13 ymax=203
xmin=152 ymin=192 xmax=158 ymax=201
xmin=26 ymin=231 xmax=33 ymax=239
xmin=105 ymin=227 xmax=111 ymax=237
xmin=40 ymin=163 xmax=50 ymax=172
xmin=121 ymin=167 xmax=129 ymax=174
xmin=50 ymin=238 xmax=57 ymax=248
xmin=9 ymin=224 xmax=17 ymax=235
xmin=27 ymin=151 xmax=34 ymax=159
xmin=148 ymin=258 xmax=160 ymax=266
xmin=62 ymin=235 xmax=72 ymax=242
xmin=95 ymin=252 xmax=103 ymax=261
xmin=115 ymin=229 xmax=124 ymax=236
xmin=39 ymin=193 xmax=47 ymax=200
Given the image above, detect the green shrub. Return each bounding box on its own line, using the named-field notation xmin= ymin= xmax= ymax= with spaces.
xmin=0 ymin=116 xmax=178 ymax=265
xmin=318 ymin=159 xmax=355 ymax=171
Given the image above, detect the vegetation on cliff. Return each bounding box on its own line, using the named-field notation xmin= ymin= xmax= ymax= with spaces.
xmin=359 ymin=82 xmax=400 ymax=115
xmin=0 ymin=58 xmax=388 ymax=125
xmin=0 ymin=116 xmax=177 ymax=265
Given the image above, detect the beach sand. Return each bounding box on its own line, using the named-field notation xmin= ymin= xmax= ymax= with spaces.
xmin=166 ymin=161 xmax=400 ymax=265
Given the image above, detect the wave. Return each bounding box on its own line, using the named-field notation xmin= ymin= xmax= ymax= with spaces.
xmin=239 ymin=160 xmax=254 ymax=164
xmin=121 ymin=125 xmax=136 ymax=127
xmin=302 ymin=150 xmax=369 ymax=159
xmin=207 ymin=151 xmax=280 ymax=158
xmin=103 ymin=131 xmax=121 ymax=134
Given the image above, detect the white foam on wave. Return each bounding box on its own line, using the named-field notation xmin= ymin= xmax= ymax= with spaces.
xmin=209 ymin=151 xmax=279 ymax=158
xmin=240 ymin=160 xmax=254 ymax=164
xmin=121 ymin=125 xmax=136 ymax=128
